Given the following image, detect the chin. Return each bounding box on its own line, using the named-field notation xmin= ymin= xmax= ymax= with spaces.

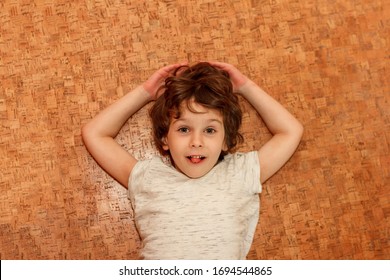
xmin=185 ymin=173 xmax=205 ymax=179
xmin=182 ymin=168 xmax=212 ymax=179
xmin=172 ymin=156 xmax=220 ymax=179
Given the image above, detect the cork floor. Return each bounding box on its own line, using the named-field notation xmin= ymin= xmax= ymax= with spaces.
xmin=0 ymin=0 xmax=389 ymax=259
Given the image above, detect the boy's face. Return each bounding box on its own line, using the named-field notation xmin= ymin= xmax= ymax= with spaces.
xmin=162 ymin=100 xmax=228 ymax=178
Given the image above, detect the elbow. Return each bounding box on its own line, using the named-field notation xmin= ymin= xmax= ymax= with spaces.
xmin=297 ymin=121 xmax=304 ymax=140
xmin=81 ymin=122 xmax=94 ymax=147
xmin=294 ymin=121 xmax=304 ymax=145
xmin=287 ymin=120 xmax=304 ymax=145
xmin=81 ymin=123 xmax=88 ymax=140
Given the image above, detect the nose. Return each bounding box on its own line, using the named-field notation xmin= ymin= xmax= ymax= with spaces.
xmin=190 ymin=132 xmax=203 ymax=148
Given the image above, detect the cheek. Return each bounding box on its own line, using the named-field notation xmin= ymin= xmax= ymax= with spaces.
xmin=210 ymin=135 xmax=228 ymax=153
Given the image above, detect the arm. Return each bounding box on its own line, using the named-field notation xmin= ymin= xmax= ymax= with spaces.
xmin=82 ymin=64 xmax=182 ymax=187
xmin=210 ymin=62 xmax=304 ymax=183
xmin=239 ymin=80 xmax=304 ymax=183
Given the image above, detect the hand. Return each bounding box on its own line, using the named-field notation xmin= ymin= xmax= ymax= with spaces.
xmin=143 ymin=63 xmax=187 ymax=100
xmin=208 ymin=61 xmax=249 ymax=92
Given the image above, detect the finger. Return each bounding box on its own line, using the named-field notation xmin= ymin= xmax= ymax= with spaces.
xmin=160 ymin=63 xmax=186 ymax=74
xmin=208 ymin=61 xmax=231 ymax=70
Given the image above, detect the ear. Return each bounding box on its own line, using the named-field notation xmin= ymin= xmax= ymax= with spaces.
xmin=222 ymin=140 xmax=228 ymax=152
xmin=162 ymin=137 xmax=169 ymax=151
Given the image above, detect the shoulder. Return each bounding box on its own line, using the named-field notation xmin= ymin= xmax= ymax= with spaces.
xmin=128 ymin=156 xmax=164 ymax=185
xmin=128 ymin=155 xmax=182 ymax=189
xmin=130 ymin=155 xmax=168 ymax=174
xmin=215 ymin=151 xmax=261 ymax=193
xmin=222 ymin=151 xmax=259 ymax=168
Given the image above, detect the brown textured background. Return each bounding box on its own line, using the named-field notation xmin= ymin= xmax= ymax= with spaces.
xmin=0 ymin=0 xmax=389 ymax=259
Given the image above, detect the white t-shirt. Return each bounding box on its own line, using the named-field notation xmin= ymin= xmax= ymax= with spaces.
xmin=128 ymin=151 xmax=261 ymax=259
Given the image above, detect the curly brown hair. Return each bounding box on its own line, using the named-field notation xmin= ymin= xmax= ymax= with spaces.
xmin=149 ymin=62 xmax=243 ymax=158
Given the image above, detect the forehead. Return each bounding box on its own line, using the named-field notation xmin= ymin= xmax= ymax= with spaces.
xmin=174 ymin=100 xmax=223 ymax=120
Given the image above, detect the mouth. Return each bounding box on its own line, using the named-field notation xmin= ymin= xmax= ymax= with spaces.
xmin=187 ymin=155 xmax=206 ymax=164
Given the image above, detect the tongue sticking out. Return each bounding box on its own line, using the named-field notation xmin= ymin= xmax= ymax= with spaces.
xmin=189 ymin=156 xmax=203 ymax=164
xmin=190 ymin=157 xmax=202 ymax=164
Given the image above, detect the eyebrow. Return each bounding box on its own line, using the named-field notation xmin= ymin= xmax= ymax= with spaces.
xmin=207 ymin=118 xmax=223 ymax=125
xmin=172 ymin=118 xmax=223 ymax=125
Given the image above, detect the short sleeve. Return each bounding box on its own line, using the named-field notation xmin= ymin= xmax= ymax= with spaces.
xmin=223 ymin=151 xmax=261 ymax=195
xmin=243 ymin=151 xmax=261 ymax=194
xmin=127 ymin=159 xmax=151 ymax=209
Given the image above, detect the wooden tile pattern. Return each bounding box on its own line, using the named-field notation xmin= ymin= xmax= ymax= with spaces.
xmin=0 ymin=0 xmax=389 ymax=259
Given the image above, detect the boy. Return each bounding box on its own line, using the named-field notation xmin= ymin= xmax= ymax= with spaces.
xmin=82 ymin=62 xmax=303 ymax=259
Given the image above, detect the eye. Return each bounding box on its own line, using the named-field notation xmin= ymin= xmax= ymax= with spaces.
xmin=178 ymin=127 xmax=190 ymax=133
xmin=205 ymin=127 xmax=216 ymax=134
